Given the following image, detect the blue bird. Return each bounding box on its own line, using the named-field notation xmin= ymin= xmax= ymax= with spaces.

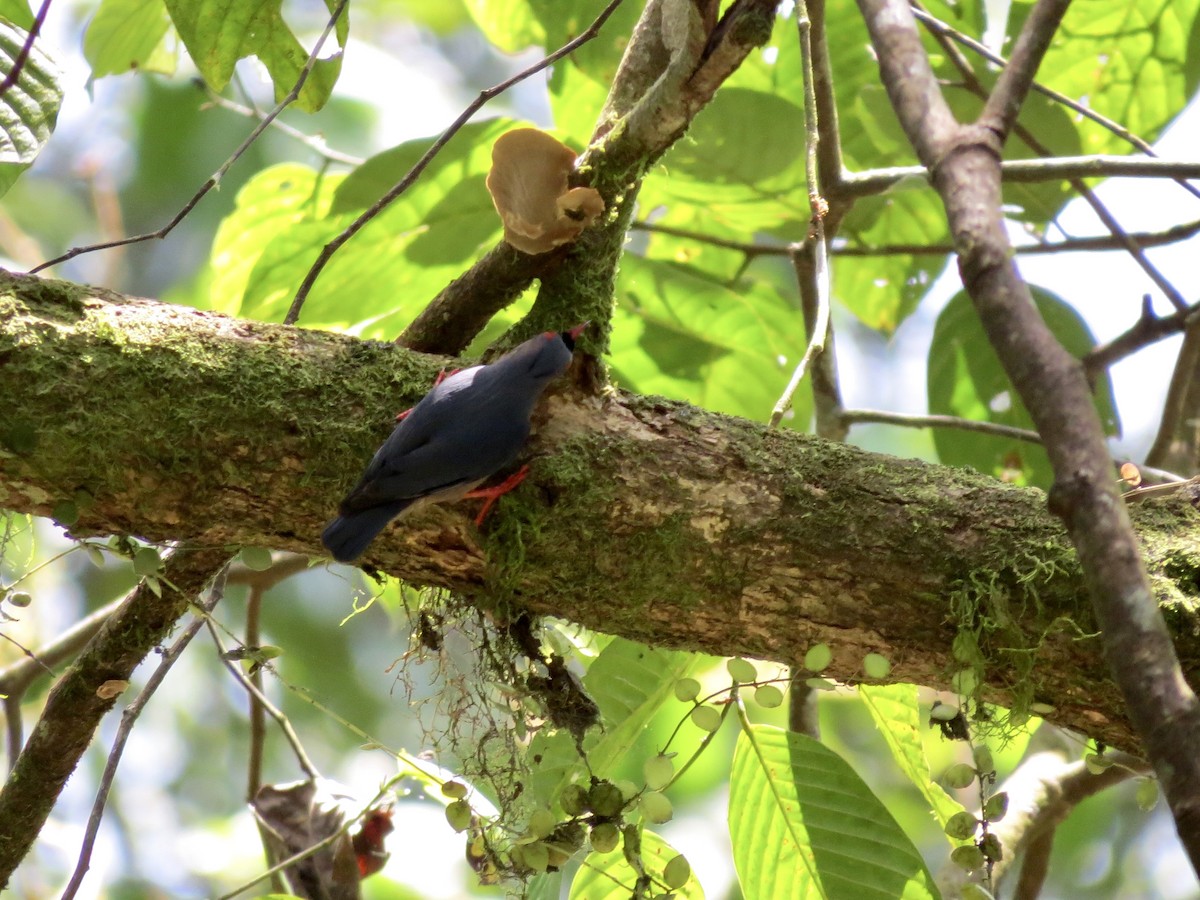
xmin=322 ymin=325 xmax=584 ymax=563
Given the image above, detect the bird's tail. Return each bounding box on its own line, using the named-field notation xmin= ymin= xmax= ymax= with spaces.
xmin=321 ymin=501 xmax=410 ymax=563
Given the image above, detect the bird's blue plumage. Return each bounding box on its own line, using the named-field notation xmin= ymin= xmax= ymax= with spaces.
xmin=321 ymin=329 xmax=578 ymax=563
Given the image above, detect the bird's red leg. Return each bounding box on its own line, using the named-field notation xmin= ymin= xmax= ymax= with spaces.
xmin=395 ymin=368 xmax=460 ymax=421
xmin=463 ymin=465 xmax=530 ymax=525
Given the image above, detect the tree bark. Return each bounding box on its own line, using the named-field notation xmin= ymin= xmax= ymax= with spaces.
xmin=3 ymin=270 xmax=1200 ymax=752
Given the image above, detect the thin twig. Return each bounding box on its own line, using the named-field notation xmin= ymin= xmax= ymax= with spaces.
xmin=770 ymin=2 xmax=832 ymax=430
xmin=60 ymin=567 xmax=229 ymax=900
xmin=841 ymin=408 xmax=1042 ymax=443
xmin=634 ymin=216 xmax=1200 ymax=260
xmin=245 ymin=585 xmax=266 ymax=797
xmin=29 ymin=0 xmax=349 ymax=274
xmin=282 ymin=0 xmax=627 ymax=326
xmin=206 ymin=619 xmax=320 ymax=781
xmin=200 ymin=80 xmax=365 ymax=167
xmin=0 ymin=0 xmax=51 ymax=97
xmin=1084 ymin=296 xmax=1200 ymax=376
xmin=772 ymin=238 xmax=830 ymax=429
xmin=840 ymin=155 xmax=1200 ymax=196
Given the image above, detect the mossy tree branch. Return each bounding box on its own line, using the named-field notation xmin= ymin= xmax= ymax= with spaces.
xmin=4 ymin=271 xmax=1200 ymax=755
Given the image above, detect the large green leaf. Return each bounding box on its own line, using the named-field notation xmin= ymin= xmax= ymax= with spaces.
xmin=205 ymin=120 xmax=509 ymax=332
xmin=927 ymin=286 xmax=1120 ymax=486
xmin=644 ymin=87 xmax=808 ymax=234
xmin=1007 ymin=0 xmax=1200 ymax=153
xmin=204 ymin=162 xmax=345 ymax=315
xmin=84 ymin=0 xmax=177 ymax=78
xmin=612 ymin=255 xmax=809 ymax=426
xmin=729 ymin=725 xmax=939 ymax=900
xmin=0 ymin=20 xmax=62 ymax=199
xmin=570 ymin=829 xmax=705 ymax=899
xmin=467 ymin=0 xmax=640 ymax=86
xmin=835 ymin=188 xmax=951 ymax=333
xmin=0 ymin=0 xmax=32 ymax=28
xmin=857 ymin=685 xmax=967 ymax=838
xmin=162 ymin=0 xmax=345 ymax=112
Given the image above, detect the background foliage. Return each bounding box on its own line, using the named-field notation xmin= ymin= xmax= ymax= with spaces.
xmin=3 ymin=0 xmax=1200 ymax=897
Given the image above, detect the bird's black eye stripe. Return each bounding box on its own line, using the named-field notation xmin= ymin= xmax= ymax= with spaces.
xmin=560 ymin=331 xmax=576 ymax=351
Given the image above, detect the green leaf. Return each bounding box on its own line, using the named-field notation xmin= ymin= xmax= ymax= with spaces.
xmin=644 ymin=87 xmax=807 ymax=234
xmin=583 ymin=639 xmax=698 ymax=769
xmin=727 ymin=657 xmax=758 ymax=683
xmin=690 ymin=705 xmax=722 ymax=732
xmin=1007 ymin=0 xmax=1200 ymax=153
xmin=462 ymin=0 xmax=544 ymax=51
xmin=222 ymin=119 xmax=510 ymax=332
xmin=204 ymin=162 xmax=345 ymax=316
xmin=0 ymin=0 xmax=32 ymax=29
xmin=162 ymin=0 xmax=345 ymax=113
xmin=469 ymin=0 xmax=640 ymax=85
xmin=729 ymin=725 xmax=938 ymax=899
xmin=834 ymin=188 xmax=951 ymax=334
xmin=570 ymin=830 xmax=705 ymax=899
xmin=927 ymin=286 xmax=1120 ymax=486
xmin=862 ymin=653 xmax=891 ymax=679
xmin=803 ymin=644 xmax=832 ymax=672
xmin=674 ymin=677 xmax=701 ymax=702
xmin=133 ymin=546 xmax=163 ymax=576
xmin=755 ymin=684 xmax=784 ymax=708
xmin=612 ymin=255 xmax=806 ymax=424
xmin=0 ymin=19 xmax=62 ymax=199
xmin=84 ymin=0 xmax=176 ymax=78
xmin=858 ymin=685 xmax=967 ymax=839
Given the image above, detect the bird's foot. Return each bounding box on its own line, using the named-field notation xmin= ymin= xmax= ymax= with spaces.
xmin=395 ymin=367 xmax=461 ymax=421
xmin=464 ymin=465 xmax=530 ymax=525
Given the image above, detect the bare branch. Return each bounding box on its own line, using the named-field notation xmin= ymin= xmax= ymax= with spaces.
xmin=841 ymin=408 xmax=1041 ymax=443
xmin=1145 ymin=317 xmax=1200 ymax=472
xmin=840 ymin=156 xmax=1200 ymax=196
xmin=60 ymin=566 xmax=228 ymax=900
xmin=199 ymin=81 xmax=365 ymax=167
xmin=1084 ymin=296 xmax=1200 ymax=376
xmin=0 ymin=546 xmax=230 ymax=886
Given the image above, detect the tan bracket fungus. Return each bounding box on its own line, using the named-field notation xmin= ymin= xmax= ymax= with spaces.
xmin=486 ymin=128 xmax=605 ymax=255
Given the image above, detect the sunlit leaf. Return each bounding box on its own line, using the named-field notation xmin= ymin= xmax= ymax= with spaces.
xmin=84 ymin=0 xmax=177 ymax=78
xmin=0 ymin=19 xmax=62 ymax=199
xmin=163 ymin=0 xmax=345 ymax=112
xmin=927 ymin=286 xmax=1120 ymax=486
xmin=612 ymin=255 xmax=807 ymax=425
xmin=527 ymin=638 xmax=698 ymax=810
xmin=1007 ymin=0 xmax=1200 ymax=153
xmin=570 ymin=830 xmax=705 ymax=899
xmin=644 ymin=87 xmax=808 ymax=234
xmin=729 ymin=725 xmax=938 ymax=899
xmin=858 ymin=685 xmax=967 ymax=840
xmin=835 ymin=188 xmax=950 ymax=333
